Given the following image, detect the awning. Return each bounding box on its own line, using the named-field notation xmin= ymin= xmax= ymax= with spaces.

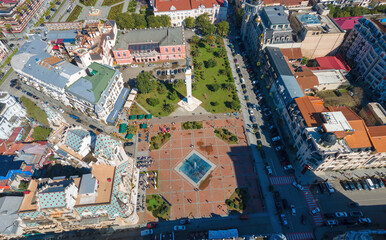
xmin=125 ymin=133 xmax=134 ymax=139
xmin=145 ymin=114 xmax=152 ymax=119
xmin=119 ymin=124 xmax=127 ymax=133
xmin=137 ymin=114 xmax=144 ymax=120
xmin=129 ymin=115 xmax=136 ymax=120
xmin=140 ymin=123 xmax=147 ymax=129
xmin=106 ymin=88 xmax=130 ymax=124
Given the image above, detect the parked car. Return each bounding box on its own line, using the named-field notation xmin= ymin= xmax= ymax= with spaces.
xmin=265 ymin=166 xmax=272 ymax=175
xmin=141 ymin=229 xmax=153 ymax=236
xmin=325 ymin=219 xmax=338 ymax=226
xmin=147 ymin=222 xmax=157 ymax=229
xmin=89 ymin=125 xmax=97 ymax=130
xmin=173 ymin=225 xmax=186 ymax=231
xmin=250 ymin=115 xmax=256 ymax=122
xmin=348 ymin=181 xmax=356 ymax=191
xmin=291 ymin=205 xmax=296 ymax=216
xmin=131 ymin=64 xmax=138 ymax=68
xmin=358 ymin=218 xmax=371 ymax=224
xmin=255 ymin=131 xmax=261 ymax=139
xmin=282 ymin=199 xmax=288 ymax=210
xmin=335 ymin=212 xmax=348 ymax=217
xmin=349 ymin=202 xmax=359 ymax=208
xmin=341 ymin=181 xmax=350 ymax=191
xmin=280 ymin=214 xmax=288 ymax=225
xmin=292 ymin=181 xmax=304 ymax=191
xmin=354 ymin=181 xmax=363 ymax=191
xmin=311 ymin=208 xmax=320 ymax=215
xmin=179 ymin=218 xmax=191 ymax=224
xmin=248 ymin=109 xmax=254 ymax=115
xmin=325 ymin=181 xmax=335 ymax=193
xmin=334 ymin=89 xmax=342 ymax=96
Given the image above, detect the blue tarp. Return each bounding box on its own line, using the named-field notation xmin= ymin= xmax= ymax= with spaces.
xmin=106 ymin=87 xmax=130 ymax=124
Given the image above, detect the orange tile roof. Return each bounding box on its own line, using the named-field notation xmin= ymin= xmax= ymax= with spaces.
xmin=344 ymin=120 xmax=372 ymax=149
xmin=367 ymin=126 xmax=386 ymax=153
xmin=294 ymin=67 xmax=319 ymax=93
xmin=154 ymin=0 xmax=224 ymax=12
xmin=280 ymin=48 xmax=302 ymax=60
xmin=3 ymin=142 xmax=25 ymax=155
xmin=295 ymin=96 xmax=327 ymax=127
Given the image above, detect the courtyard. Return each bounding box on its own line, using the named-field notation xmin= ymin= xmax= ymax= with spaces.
xmin=136 ymin=118 xmax=264 ymax=223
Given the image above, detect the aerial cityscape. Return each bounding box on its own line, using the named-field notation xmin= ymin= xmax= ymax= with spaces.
xmin=0 ymin=0 xmax=385 ymax=239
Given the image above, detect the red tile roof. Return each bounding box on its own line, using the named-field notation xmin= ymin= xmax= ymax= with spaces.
xmin=344 ymin=120 xmax=372 ymax=149
xmin=154 ymin=0 xmax=224 ymax=12
xmin=315 ymin=56 xmax=351 ymax=72
xmin=294 ymin=67 xmax=319 ymax=93
xmin=3 ymin=142 xmax=25 ymax=155
xmin=7 ymin=127 xmax=23 ymax=142
xmin=333 ymin=16 xmax=362 ymax=30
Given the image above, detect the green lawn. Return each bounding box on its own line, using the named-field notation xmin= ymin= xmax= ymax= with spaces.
xmin=66 ymin=5 xmax=82 ymax=22
xmin=20 ymin=96 xmax=49 ymax=126
xmin=136 ymin=81 xmax=186 ymax=117
xmin=80 ymin=0 xmax=97 ymax=6
xmin=215 ymin=128 xmax=238 ymax=144
xmin=0 ymin=68 xmax=13 ymax=86
xmin=191 ymin=39 xmax=240 ymax=113
xmin=225 ymin=188 xmax=250 ymax=212
xmin=129 ymin=102 xmax=146 ymax=115
xmin=107 ymin=3 xmax=123 ymax=20
xmin=32 ymin=126 xmax=51 ymax=141
xmin=102 ymin=0 xmax=123 ymax=6
xmin=146 ymin=194 xmax=170 ymax=219
xmin=316 ymin=87 xmax=364 ymax=113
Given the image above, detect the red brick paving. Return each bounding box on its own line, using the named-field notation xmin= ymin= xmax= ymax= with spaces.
xmin=143 ymin=118 xmax=263 ymax=221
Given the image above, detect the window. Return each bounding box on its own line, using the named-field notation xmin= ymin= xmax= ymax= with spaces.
xmin=172 ymin=48 xmax=175 ymax=52
xmin=117 ymin=52 xmax=120 ymax=57
xmin=178 ymin=47 xmax=181 ymax=52
xmin=123 ymin=52 xmax=126 ymax=57
xmin=165 ymin=48 xmax=168 ymax=53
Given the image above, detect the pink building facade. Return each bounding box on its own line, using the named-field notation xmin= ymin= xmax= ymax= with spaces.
xmin=112 ymin=27 xmax=186 ymax=65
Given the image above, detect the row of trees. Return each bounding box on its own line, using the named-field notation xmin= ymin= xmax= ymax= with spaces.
xmin=115 ymin=13 xmax=171 ymax=29
xmin=328 ymin=4 xmax=386 ymax=18
xmin=184 ymin=13 xmax=229 ymax=37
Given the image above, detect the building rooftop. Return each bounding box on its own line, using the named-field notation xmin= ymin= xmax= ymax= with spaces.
xmin=315 ymin=56 xmax=351 ymax=72
xmin=45 ymin=30 xmax=77 ymax=41
xmin=294 ymin=67 xmax=319 ymax=92
xmin=78 ymin=173 xmax=97 ymax=195
xmin=367 ymin=125 xmax=386 ymax=153
xmin=0 ymin=196 xmax=23 ymax=236
xmin=312 ymin=69 xmax=348 ymax=85
xmin=307 ymin=127 xmax=351 ymax=153
xmin=298 ymin=14 xmax=321 ymax=25
xmin=66 ymin=62 xmax=117 ymax=104
xmin=266 ymin=47 xmax=293 ymax=76
xmin=114 ymin=27 xmax=184 ymax=50
xmin=65 ymin=129 xmax=90 ymax=152
xmin=154 ymin=0 xmax=224 ymax=12
xmin=344 ymin=119 xmax=372 ymax=149
xmin=280 ymin=48 xmax=302 ymax=60
xmin=321 ymin=111 xmax=352 ymax=132
xmin=333 ymin=16 xmax=362 ymax=30
xmin=262 ymin=0 xmax=307 ymax=6
xmin=11 ymin=39 xmax=83 ymax=90
xmin=295 ymin=96 xmax=327 ymax=127
xmin=294 ymin=12 xmax=344 ymax=34
xmin=263 ymin=6 xmax=290 ymax=26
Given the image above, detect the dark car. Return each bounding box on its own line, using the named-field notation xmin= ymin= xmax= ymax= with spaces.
xmin=340 ymin=181 xmax=350 ymax=191
xmin=96 ymin=128 xmax=103 ymax=133
xmin=347 ymin=181 xmax=356 ymax=191
xmin=89 ymin=125 xmax=97 ymax=130
xmin=56 ymin=1 xmax=60 ymax=4
xmin=50 ymin=8 xmax=56 ymax=11
xmin=124 ymin=142 xmax=134 ymax=146
xmin=282 ymin=199 xmax=288 ymax=210
xmin=26 ymin=92 xmax=33 ymax=96
xmin=173 ymin=69 xmax=178 ymax=75
xmin=76 ymin=119 xmax=82 ymax=123
xmin=15 ymin=86 xmax=21 ymax=90
xmin=157 ymin=70 xmax=161 ymax=75
xmin=250 ymin=115 xmax=256 ymax=122
xmin=334 ymin=89 xmax=342 ymax=96
xmin=255 ymin=131 xmax=261 ymax=139
xmin=179 ymin=218 xmax=191 ymax=224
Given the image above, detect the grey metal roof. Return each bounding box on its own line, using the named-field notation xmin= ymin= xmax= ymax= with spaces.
xmin=277 ymin=75 xmax=304 ymax=105
xmin=46 ymin=30 xmax=77 ymax=41
xmin=0 ymin=196 xmax=23 ymax=236
xmin=79 ymin=173 xmax=97 ymax=194
xmin=106 ymin=87 xmax=130 ymax=124
xmin=262 ymin=6 xmax=290 ymax=26
xmin=11 ymin=39 xmax=83 ymax=89
xmin=266 ymin=47 xmax=293 ymax=76
xmin=114 ymin=27 xmax=184 ymax=50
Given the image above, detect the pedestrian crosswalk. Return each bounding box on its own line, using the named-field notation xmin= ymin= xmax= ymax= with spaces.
xmin=302 ymin=186 xmax=324 ymax=226
xmin=285 ymin=232 xmax=314 ymax=240
xmin=269 ymin=176 xmax=295 ymax=185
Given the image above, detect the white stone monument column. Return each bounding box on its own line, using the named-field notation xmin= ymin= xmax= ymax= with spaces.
xmin=177 ymin=57 xmax=202 ymax=112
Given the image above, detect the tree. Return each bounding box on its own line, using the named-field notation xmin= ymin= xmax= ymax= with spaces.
xmin=190 ymin=35 xmax=199 ymax=45
xmin=207 ymin=83 xmax=220 ymax=92
xmin=301 ymin=57 xmax=309 ymax=65
xmin=147 ymin=97 xmax=159 ymax=106
xmin=167 ymin=91 xmax=178 ymax=101
xmin=205 ymin=35 xmax=216 ymax=45
xmin=195 ymin=61 xmax=203 ymax=70
xmin=137 ymin=72 xmax=154 ymax=93
xmin=115 ymin=13 xmax=135 ymax=29
xmin=184 ymin=17 xmax=195 ymax=28
xmin=202 ymin=23 xmax=216 ymax=35
xmin=196 ymin=14 xmax=210 ymax=30
xmin=191 ymin=48 xmax=201 ymax=57
xmin=132 ymin=13 xmax=147 ymax=29
xmin=227 ymin=100 xmax=241 ymax=110
xmin=217 ymin=48 xmax=226 ymax=57
xmin=204 ymin=59 xmax=217 ymax=68
xmin=163 ymin=103 xmax=174 ymax=113
xmin=229 ymin=136 xmax=237 ymax=142
xmin=159 ymin=15 xmax=171 ymax=27
xmin=217 ymin=21 xmax=229 ymax=36
xmin=157 ymin=83 xmax=167 ymax=94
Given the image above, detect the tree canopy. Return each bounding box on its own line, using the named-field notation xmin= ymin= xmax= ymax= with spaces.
xmin=217 ymin=21 xmax=229 ymax=36
xmin=184 ymin=17 xmax=195 ymax=28
xmin=137 ymin=72 xmax=154 ymax=93
xmin=115 ymin=13 xmax=171 ymax=29
xmin=328 ymin=4 xmax=386 ymax=18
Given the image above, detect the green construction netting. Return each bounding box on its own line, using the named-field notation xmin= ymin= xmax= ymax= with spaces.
xmin=140 ymin=123 xmax=147 ymax=129
xmin=125 ymin=133 xmax=134 ymax=139
xmin=129 ymin=115 xmax=136 ymax=120
xmin=137 ymin=114 xmax=145 ymax=119
xmin=145 ymin=114 xmax=152 ymax=119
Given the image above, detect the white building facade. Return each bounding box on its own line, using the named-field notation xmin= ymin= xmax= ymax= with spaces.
xmin=0 ymin=92 xmax=27 ymax=139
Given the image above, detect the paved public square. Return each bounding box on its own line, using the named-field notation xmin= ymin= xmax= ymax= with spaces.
xmin=136 ymin=118 xmax=264 ymax=223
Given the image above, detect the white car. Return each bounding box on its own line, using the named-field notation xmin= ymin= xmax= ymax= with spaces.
xmin=280 ymin=214 xmax=288 ymax=225
xmin=292 ymin=181 xmax=304 ymax=191
xmin=272 ymin=136 xmax=281 ymax=142
xmin=265 ymin=166 xmax=272 ymax=175
xmin=335 ymin=212 xmax=348 ymax=217
xmin=275 ymin=146 xmax=282 ymax=151
xmin=291 ymin=205 xmax=296 ymax=216
xmin=358 ymin=218 xmax=371 ymax=224
xmin=174 ymin=225 xmax=186 ymax=231
xmin=325 ymin=219 xmax=338 ymax=226
xmin=131 ymin=64 xmax=138 ymax=68
xmin=311 ymin=208 xmax=320 ymax=215
xmin=248 ymin=109 xmax=254 ymax=115
xmin=283 ymin=165 xmax=293 ymax=171
xmin=58 ymin=108 xmax=64 ymax=113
